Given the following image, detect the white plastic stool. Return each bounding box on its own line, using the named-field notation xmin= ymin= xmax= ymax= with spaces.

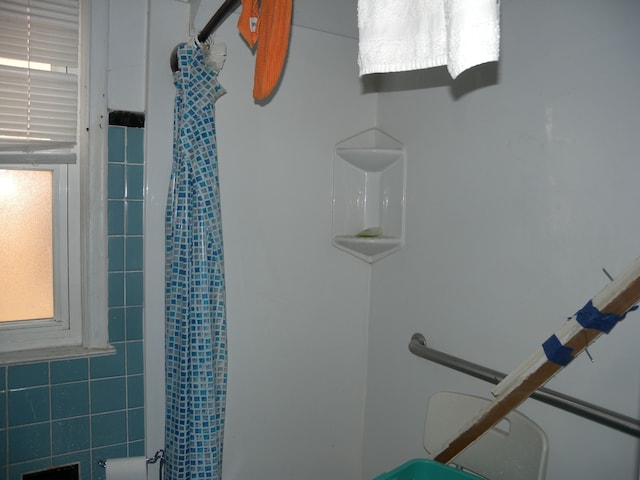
xmin=424 ymin=392 xmax=548 ymax=480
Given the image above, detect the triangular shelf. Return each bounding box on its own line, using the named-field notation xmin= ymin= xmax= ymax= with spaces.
xmin=332 ymin=128 xmax=406 ymax=263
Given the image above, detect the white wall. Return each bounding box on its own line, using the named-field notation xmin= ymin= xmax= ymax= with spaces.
xmin=142 ymin=2 xmax=374 ymax=480
xmin=363 ymin=1 xmax=640 ymax=479
xmin=107 ymin=0 xmax=147 ymax=112
xmin=111 ymin=1 xmax=640 ymax=479
xmin=215 ymin=21 xmax=374 ymax=480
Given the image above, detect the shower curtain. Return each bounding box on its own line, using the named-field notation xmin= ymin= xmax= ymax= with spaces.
xmin=165 ymin=40 xmax=227 ymax=480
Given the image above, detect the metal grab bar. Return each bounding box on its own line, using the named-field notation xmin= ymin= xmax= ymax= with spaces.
xmin=409 ymin=333 xmax=640 ymax=438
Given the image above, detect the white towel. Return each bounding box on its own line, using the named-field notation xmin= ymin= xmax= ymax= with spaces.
xmin=357 ymin=0 xmax=500 ymax=79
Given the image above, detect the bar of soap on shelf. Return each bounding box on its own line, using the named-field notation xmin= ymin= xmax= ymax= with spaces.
xmin=356 ymin=226 xmax=383 ymax=238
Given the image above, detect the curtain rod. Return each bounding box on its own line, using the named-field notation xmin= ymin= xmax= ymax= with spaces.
xmin=408 ymin=333 xmax=640 ymax=438
xmin=170 ymin=0 xmax=241 ymax=72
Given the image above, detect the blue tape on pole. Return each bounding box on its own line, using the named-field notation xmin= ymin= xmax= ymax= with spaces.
xmin=542 ymin=334 xmax=574 ymax=366
xmin=575 ymin=300 xmax=639 ymax=334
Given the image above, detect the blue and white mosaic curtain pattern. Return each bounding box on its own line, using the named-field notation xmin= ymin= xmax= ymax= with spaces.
xmin=165 ymin=40 xmax=227 ymax=480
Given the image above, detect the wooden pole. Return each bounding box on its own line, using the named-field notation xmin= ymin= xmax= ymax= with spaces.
xmin=433 ymin=256 xmax=640 ymax=464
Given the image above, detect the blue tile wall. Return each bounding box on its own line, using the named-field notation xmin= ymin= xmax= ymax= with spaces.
xmin=0 ymin=124 xmax=145 ymax=480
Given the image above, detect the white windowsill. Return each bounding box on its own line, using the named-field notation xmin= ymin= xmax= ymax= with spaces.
xmin=0 ymin=343 xmax=115 ymax=366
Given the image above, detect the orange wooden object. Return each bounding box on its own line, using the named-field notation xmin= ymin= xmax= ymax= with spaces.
xmin=434 ymin=256 xmax=640 ymax=464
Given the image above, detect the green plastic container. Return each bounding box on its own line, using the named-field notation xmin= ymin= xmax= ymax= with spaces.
xmin=373 ymin=459 xmax=482 ymax=480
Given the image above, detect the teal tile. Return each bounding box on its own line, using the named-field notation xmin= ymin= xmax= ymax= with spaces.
xmin=51 ymin=358 xmax=88 ymax=384
xmin=108 ymin=200 xmax=125 ymax=236
xmin=127 ymin=375 xmax=144 ymax=408
xmin=108 ymin=272 xmax=125 ymax=308
xmin=8 ymin=423 xmax=50 ymax=463
xmin=90 ymin=343 xmax=125 ymax=379
xmin=53 ymin=452 xmax=90 ymax=480
xmin=125 ymin=306 xmax=143 ymax=341
xmin=91 ymin=411 xmax=126 ymax=447
xmin=108 ymin=237 xmax=125 ymax=272
xmin=0 ymin=367 xmax=5 ymax=390
xmin=0 ymin=427 xmax=5 ymax=466
xmin=51 ymin=382 xmax=89 ymax=419
xmin=0 ymin=393 xmax=5 ymax=429
xmin=125 ymin=201 xmax=143 ymax=236
xmin=8 ymin=363 xmax=48 ymax=389
xmin=108 ymin=127 xmax=125 ymax=164
xmin=8 ymin=387 xmax=49 ymax=426
xmin=108 ymin=163 xmax=125 ymax=199
xmin=93 ymin=443 xmax=127 ymax=459
xmin=125 ymin=272 xmax=144 ymax=306
xmin=90 ymin=378 xmax=126 ymax=414
xmin=125 ymin=165 xmax=144 ymax=200
xmin=127 ymin=408 xmax=144 ymax=441
xmin=129 ymin=440 xmax=145 ymax=456
xmin=126 ymin=341 xmax=144 ymax=375
xmin=52 ymin=417 xmax=90 ymax=455
xmin=91 ymin=444 xmax=127 ymax=480
xmin=126 ymin=127 xmax=144 ymax=164
xmin=92 ymin=461 xmax=105 ymax=480
xmin=108 ymin=308 xmax=125 ymax=343
xmin=8 ymin=459 xmax=49 ymax=480
xmin=125 ymin=237 xmax=143 ymax=271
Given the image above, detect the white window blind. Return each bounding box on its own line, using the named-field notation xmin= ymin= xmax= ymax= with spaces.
xmin=0 ymin=0 xmax=80 ymax=163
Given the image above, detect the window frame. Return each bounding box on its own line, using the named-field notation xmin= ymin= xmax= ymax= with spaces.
xmin=0 ymin=0 xmax=112 ymax=364
xmin=0 ymin=164 xmax=72 ymax=334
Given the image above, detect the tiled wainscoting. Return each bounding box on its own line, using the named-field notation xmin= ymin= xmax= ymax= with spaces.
xmin=0 ymin=115 xmax=146 ymax=480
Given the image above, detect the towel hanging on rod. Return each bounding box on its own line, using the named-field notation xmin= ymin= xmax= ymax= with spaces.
xmin=238 ymin=0 xmax=293 ymax=100
xmin=170 ymin=0 xmax=293 ymax=102
xmin=357 ymin=0 xmax=500 ymax=79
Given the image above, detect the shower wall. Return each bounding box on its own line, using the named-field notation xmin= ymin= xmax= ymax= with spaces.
xmin=115 ymin=1 xmax=640 ymax=480
xmin=364 ymin=1 xmax=640 ymax=479
xmin=143 ymin=2 xmax=375 ymax=480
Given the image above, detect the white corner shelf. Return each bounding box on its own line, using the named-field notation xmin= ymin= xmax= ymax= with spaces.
xmin=332 ymin=128 xmax=406 ymax=263
xmin=335 ymin=148 xmax=403 ymax=172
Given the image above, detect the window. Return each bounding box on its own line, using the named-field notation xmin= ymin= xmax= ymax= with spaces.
xmin=0 ymin=0 xmax=110 ymax=362
xmin=0 ymin=168 xmax=55 ymax=322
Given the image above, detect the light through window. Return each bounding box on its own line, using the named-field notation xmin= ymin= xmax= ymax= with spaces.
xmin=0 ymin=169 xmax=54 ymax=322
